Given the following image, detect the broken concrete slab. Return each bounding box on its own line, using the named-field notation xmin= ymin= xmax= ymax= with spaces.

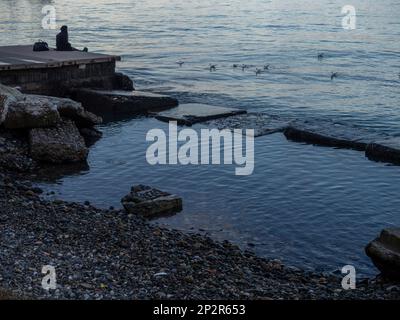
xmin=284 ymin=121 xmax=386 ymax=151
xmin=155 ymin=103 xmax=247 ymax=126
xmin=29 ymin=119 xmax=88 ymax=164
xmin=71 ymin=89 xmax=178 ymax=119
xmin=366 ymin=138 xmax=400 ymax=165
xmin=205 ymin=113 xmax=289 ymax=137
xmin=366 ymin=228 xmax=400 ymax=280
xmin=121 ymin=185 xmax=182 ymax=218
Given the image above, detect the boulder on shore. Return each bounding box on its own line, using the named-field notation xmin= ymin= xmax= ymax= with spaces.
xmin=0 ymin=84 xmax=24 ymax=125
xmin=29 ymin=119 xmax=88 ymax=164
xmin=53 ymin=96 xmax=102 ymax=127
xmin=121 ymin=185 xmax=182 ymax=218
xmin=366 ymin=228 xmax=400 ymax=280
xmin=4 ymin=97 xmax=61 ymax=129
xmin=79 ymin=127 xmax=103 ymax=147
xmin=1 ymin=83 xmax=102 ymax=129
xmin=0 ymin=84 xmax=101 ymax=169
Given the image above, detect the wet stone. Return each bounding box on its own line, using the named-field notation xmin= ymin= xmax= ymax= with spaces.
xmin=4 ymin=96 xmax=61 ymax=129
xmin=121 ymin=185 xmax=182 ymax=218
xmin=29 ymin=119 xmax=88 ymax=164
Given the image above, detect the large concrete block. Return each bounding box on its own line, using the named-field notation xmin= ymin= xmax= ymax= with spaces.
xmin=121 ymin=185 xmax=182 ymax=218
xmin=366 ymin=228 xmax=400 ymax=279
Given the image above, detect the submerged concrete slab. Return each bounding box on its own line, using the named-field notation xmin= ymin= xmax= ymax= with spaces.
xmin=205 ymin=113 xmax=289 ymax=137
xmin=366 ymin=138 xmax=400 ymax=164
xmin=284 ymin=121 xmax=386 ymax=151
xmin=283 ymin=120 xmax=400 ymax=166
xmin=155 ymin=103 xmax=246 ymax=126
xmin=71 ymin=89 xmax=178 ymax=120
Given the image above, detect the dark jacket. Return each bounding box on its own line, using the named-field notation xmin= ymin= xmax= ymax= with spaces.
xmin=56 ymin=30 xmax=72 ymax=51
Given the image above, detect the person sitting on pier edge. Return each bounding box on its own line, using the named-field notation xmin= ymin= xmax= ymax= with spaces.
xmin=56 ymin=25 xmax=88 ymax=52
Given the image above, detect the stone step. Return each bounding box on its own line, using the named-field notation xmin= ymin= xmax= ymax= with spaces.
xmin=205 ymin=113 xmax=289 ymax=137
xmin=71 ymin=89 xmax=178 ymax=120
xmin=155 ymin=103 xmax=246 ymax=126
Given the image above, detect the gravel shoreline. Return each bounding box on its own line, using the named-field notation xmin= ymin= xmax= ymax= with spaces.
xmin=1 ymin=171 xmax=400 ymax=300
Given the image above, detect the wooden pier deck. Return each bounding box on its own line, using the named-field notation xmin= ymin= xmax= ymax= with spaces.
xmin=0 ymin=45 xmax=120 ymax=71
xmin=0 ymin=45 xmax=123 ymax=95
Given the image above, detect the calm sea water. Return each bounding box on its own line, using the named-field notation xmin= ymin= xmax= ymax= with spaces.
xmin=1 ymin=0 xmax=400 ymax=275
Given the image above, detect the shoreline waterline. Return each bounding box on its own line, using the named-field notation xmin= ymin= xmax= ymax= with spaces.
xmin=1 ymin=169 xmax=399 ymax=300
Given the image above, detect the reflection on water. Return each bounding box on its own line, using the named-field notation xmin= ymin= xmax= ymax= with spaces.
xmin=1 ymin=0 xmax=400 ymax=133
xmin=2 ymin=0 xmax=400 ymax=275
xmin=37 ymin=118 xmax=400 ymax=276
